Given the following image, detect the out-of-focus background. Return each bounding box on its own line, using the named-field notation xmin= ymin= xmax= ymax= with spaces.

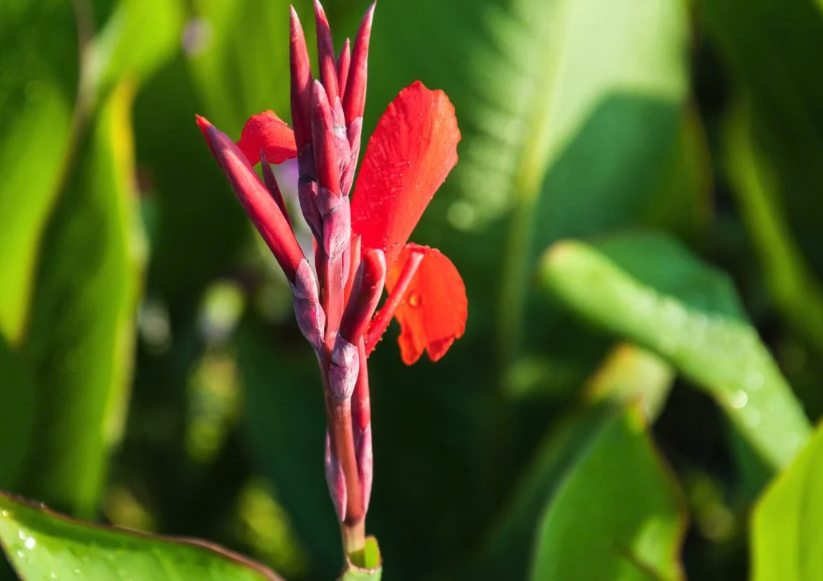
xmin=2 ymin=0 xmax=823 ymax=579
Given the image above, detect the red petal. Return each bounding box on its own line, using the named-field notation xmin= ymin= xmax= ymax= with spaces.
xmin=237 ymin=111 xmax=298 ymax=166
xmin=351 ymin=81 xmax=460 ymax=267
xmin=387 ymin=244 xmax=467 ymax=365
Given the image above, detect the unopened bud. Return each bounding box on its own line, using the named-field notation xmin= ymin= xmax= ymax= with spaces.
xmin=314 ymin=0 xmax=339 ymax=105
xmin=343 ymin=3 xmax=374 ymax=124
xmin=290 ymin=259 xmax=326 ymax=351
xmin=312 ymin=82 xmax=341 ymax=195
xmin=337 ymin=38 xmax=351 ymax=99
xmin=339 ymin=248 xmax=386 ymax=345
xmin=289 ymin=7 xmax=312 ymax=150
xmin=329 ymin=336 xmax=359 ymax=401
xmin=317 ymin=190 xmax=351 ymax=261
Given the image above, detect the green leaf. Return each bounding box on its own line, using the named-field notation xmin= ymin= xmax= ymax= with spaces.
xmin=0 ymin=0 xmax=78 ymax=344
xmin=0 ymin=337 xmax=34 ymax=491
xmin=91 ymin=0 xmax=184 ymax=96
xmin=339 ymin=537 xmax=382 ymax=581
xmin=531 ymin=408 xmax=685 ymax=581
xmin=0 ymin=491 xmax=284 ymax=581
xmin=540 ymin=233 xmax=811 ymax=469
xmin=751 ymin=419 xmax=823 ymax=581
xmin=723 ymin=98 xmax=823 ymax=356
xmin=703 ymin=0 xmax=823 ymax=279
xmin=17 ymin=81 xmax=145 ymax=516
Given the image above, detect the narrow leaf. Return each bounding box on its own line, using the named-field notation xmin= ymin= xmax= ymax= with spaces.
xmin=18 ymin=81 xmax=145 ymax=516
xmin=540 ymin=233 xmax=811 ymax=469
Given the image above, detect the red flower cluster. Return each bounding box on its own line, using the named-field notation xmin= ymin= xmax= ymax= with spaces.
xmin=196 ymin=1 xmax=466 ymax=554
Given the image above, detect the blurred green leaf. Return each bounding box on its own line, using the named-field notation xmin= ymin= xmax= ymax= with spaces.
xmin=724 ymin=99 xmax=823 ymax=356
xmin=585 ymin=343 xmax=674 ymax=421
xmin=531 ymin=408 xmax=685 ymax=581
xmin=18 ymin=81 xmax=144 ymax=516
xmin=185 ymin=0 xmax=305 ymax=131
xmin=703 ymin=0 xmax=823 ymax=279
xmin=0 ymin=491 xmax=284 ymax=581
xmin=91 ymin=0 xmax=184 ymax=96
xmin=540 ymin=233 xmax=811 ymax=469
xmin=0 ymin=336 xmax=34 ymax=491
xmin=0 ymin=0 xmax=78 ymax=344
xmin=751 ymin=419 xmax=823 ymax=581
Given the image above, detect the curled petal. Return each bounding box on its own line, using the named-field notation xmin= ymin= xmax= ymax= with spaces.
xmin=351 ymin=81 xmax=460 ymax=267
xmin=387 ymin=244 xmax=467 ymax=365
xmin=237 ymin=111 xmax=298 ymax=166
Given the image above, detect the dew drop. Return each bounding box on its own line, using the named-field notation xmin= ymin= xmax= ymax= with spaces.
xmin=15 ymin=550 xmax=24 ymax=558
xmin=407 ymin=293 xmax=420 ymax=308
xmin=0 ymin=510 xmax=8 ymax=517
xmin=50 ymin=573 xmax=57 ymax=579
xmin=729 ymin=390 xmax=748 ymax=409
xmin=17 ymin=530 xmax=25 ymax=541
xmin=745 ymin=410 xmax=761 ymax=428
xmin=25 ymin=537 xmax=36 ymax=550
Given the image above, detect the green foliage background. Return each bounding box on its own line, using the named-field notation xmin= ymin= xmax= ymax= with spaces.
xmin=2 ymin=0 xmax=823 ymax=579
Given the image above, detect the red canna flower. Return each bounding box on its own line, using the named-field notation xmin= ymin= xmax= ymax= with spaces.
xmin=235 ymin=82 xmax=466 ymax=365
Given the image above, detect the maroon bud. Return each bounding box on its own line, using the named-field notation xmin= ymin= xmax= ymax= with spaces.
xmin=329 ymin=335 xmax=359 ymax=401
xmin=290 ymin=6 xmax=312 ymax=150
xmin=260 ymin=151 xmax=290 ymax=227
xmin=290 ymin=259 xmax=326 ymax=351
xmin=311 ymin=81 xmax=341 ymax=195
xmin=196 ymin=115 xmax=304 ymax=283
xmin=316 ymin=187 xmax=350 ymax=261
xmin=337 ymin=38 xmax=351 ymax=99
xmin=314 ymin=0 xmax=339 ymax=105
xmin=343 ymin=3 xmax=375 ymax=124
xmin=325 ymin=432 xmax=347 ymax=521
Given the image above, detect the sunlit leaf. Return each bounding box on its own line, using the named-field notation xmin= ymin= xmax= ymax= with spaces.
xmin=540 ymin=233 xmax=811 ymax=469
xmin=0 ymin=491 xmax=284 ymax=581
xmin=751 ymin=419 xmax=823 ymax=581
xmin=0 ymin=0 xmax=78 ymax=344
xmin=18 ymin=81 xmax=145 ymax=516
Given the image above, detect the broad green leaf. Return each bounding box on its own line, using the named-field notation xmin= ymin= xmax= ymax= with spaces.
xmin=531 ymin=408 xmax=685 ymax=581
xmin=540 ymin=233 xmax=811 ymax=469
xmin=18 ymin=81 xmax=145 ymax=516
xmin=751 ymin=420 xmax=823 ymax=581
xmin=0 ymin=491 xmax=284 ymax=581
xmin=0 ymin=0 xmax=78 ymax=344
xmin=724 ymin=99 xmax=823 ymax=356
xmin=441 ymin=406 xmax=614 ymax=581
xmin=0 ymin=337 xmax=34 ymax=491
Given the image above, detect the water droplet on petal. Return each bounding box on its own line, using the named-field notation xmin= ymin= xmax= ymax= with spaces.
xmin=407 ymin=293 xmax=420 ymax=308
